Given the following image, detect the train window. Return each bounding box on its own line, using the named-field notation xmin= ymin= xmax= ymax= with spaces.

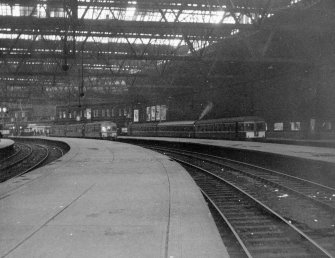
xmin=274 ymin=122 xmax=284 ymax=131
xmin=290 ymin=122 xmax=301 ymax=131
xmin=227 ymin=123 xmax=234 ymax=131
xmin=245 ymin=123 xmax=255 ymax=131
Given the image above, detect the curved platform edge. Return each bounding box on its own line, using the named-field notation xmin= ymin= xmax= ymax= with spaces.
xmin=0 ymin=139 xmax=14 ymax=152
xmin=0 ymin=138 xmax=229 ymax=258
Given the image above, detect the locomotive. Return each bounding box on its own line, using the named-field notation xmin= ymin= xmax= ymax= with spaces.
xmin=128 ymin=116 xmax=266 ymax=140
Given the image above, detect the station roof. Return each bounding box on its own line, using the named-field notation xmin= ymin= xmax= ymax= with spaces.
xmin=0 ymin=0 xmax=327 ymax=106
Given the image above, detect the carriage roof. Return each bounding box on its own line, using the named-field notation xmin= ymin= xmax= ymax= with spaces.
xmin=158 ymin=121 xmax=195 ymax=126
xmin=195 ymin=116 xmax=265 ymax=125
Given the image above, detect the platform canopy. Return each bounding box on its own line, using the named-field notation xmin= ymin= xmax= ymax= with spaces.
xmin=0 ymin=0 xmax=322 ymax=104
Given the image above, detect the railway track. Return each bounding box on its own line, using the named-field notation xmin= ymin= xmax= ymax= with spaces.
xmin=0 ymin=139 xmax=68 ymax=183
xmin=0 ymin=143 xmax=33 ymax=171
xmin=0 ymin=143 xmax=21 ymax=163
xmin=37 ymin=144 xmax=65 ymax=168
xmin=0 ymin=142 xmax=49 ymax=182
xmin=142 ymin=144 xmax=335 ymax=258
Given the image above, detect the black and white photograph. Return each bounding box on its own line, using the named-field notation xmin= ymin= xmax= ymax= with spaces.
xmin=0 ymin=0 xmax=334 ymax=257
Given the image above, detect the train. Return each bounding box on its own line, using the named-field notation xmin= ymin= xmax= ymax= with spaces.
xmin=50 ymin=121 xmax=118 ymax=140
xmin=128 ymin=116 xmax=267 ymax=140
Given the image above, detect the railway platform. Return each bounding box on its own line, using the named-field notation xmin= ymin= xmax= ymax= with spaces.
xmin=0 ymin=138 xmax=228 ymax=258
xmin=265 ymin=137 xmax=335 ymax=148
xmin=119 ymin=136 xmax=335 ymax=164
xmin=0 ymin=139 xmax=14 ymax=160
xmin=119 ymin=136 xmax=335 ymax=189
xmin=0 ymin=139 xmax=14 ymax=152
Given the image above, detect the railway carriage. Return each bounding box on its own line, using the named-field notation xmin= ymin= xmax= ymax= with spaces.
xmin=128 ymin=122 xmax=158 ymax=137
xmin=195 ymin=116 xmax=266 ymax=140
xmin=157 ymin=121 xmax=195 ymax=138
xmin=50 ymin=121 xmax=117 ymax=140
xmin=66 ymin=124 xmax=84 ymax=138
xmin=50 ymin=124 xmax=67 ymax=137
xmin=128 ymin=116 xmax=266 ymax=140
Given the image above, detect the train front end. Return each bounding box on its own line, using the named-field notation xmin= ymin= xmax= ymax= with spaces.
xmin=243 ymin=120 xmax=267 ymax=139
xmin=101 ymin=122 xmax=118 ymax=140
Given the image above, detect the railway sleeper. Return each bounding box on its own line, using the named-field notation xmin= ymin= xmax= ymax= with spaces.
xmin=229 ymin=220 xmax=274 ymax=225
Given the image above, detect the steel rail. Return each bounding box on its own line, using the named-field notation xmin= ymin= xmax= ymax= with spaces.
xmin=0 ymin=143 xmax=33 ymax=171
xmin=0 ymin=143 xmax=22 ymax=163
xmin=11 ymin=144 xmax=50 ymax=179
xmin=201 ymin=189 xmax=253 ymax=258
xmin=173 ymin=156 xmax=333 ymax=258
xmin=148 ymin=145 xmax=335 ymax=210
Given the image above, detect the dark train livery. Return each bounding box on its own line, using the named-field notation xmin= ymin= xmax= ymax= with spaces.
xmin=129 ymin=116 xmax=266 ymax=140
xmin=50 ymin=121 xmax=118 ymax=140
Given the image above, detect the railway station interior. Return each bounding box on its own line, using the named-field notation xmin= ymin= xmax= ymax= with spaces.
xmin=1 ymin=0 xmax=335 ymax=257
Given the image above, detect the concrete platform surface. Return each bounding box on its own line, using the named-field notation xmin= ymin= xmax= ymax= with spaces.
xmin=119 ymin=136 xmax=335 ymax=164
xmin=0 ymin=139 xmax=14 ymax=150
xmin=0 ymin=138 xmax=228 ymax=258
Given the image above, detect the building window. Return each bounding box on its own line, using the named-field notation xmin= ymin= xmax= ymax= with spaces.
xmin=119 ymin=109 xmax=122 ymax=116
xmin=111 ymin=108 xmax=115 ymax=117
xmin=274 ymin=122 xmax=283 ymax=131
xmin=106 ymin=109 xmax=110 ymax=117
xmin=102 ymin=109 xmax=105 ymax=117
xmin=128 ymin=107 xmax=131 ymax=118
xmin=93 ymin=109 xmax=99 ymax=118
xmin=0 ymin=4 xmax=11 ymax=16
